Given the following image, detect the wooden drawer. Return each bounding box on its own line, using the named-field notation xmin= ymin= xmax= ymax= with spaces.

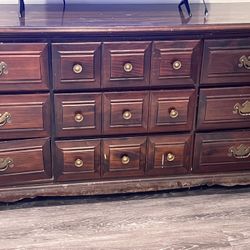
xmin=194 ymin=131 xmax=250 ymax=173
xmin=201 ymin=38 xmax=250 ymax=85
xmin=147 ymin=134 xmax=192 ymax=176
xmin=103 ymin=92 xmax=149 ymax=135
xmin=149 ymin=89 xmax=196 ymax=132
xmin=0 ymin=43 xmax=49 ymax=91
xmin=102 ymin=41 xmax=151 ymax=88
xmin=0 ymin=94 xmax=50 ymax=139
xmin=54 ymin=93 xmax=101 ymax=137
xmin=54 ymin=139 xmax=101 ymax=182
xmin=103 ymin=137 xmax=146 ymax=178
xmin=197 ymin=87 xmax=250 ymax=130
xmin=52 ymin=43 xmax=101 ymax=90
xmin=151 ymin=40 xmax=201 ymax=87
xmin=0 ymin=138 xmax=51 ymax=186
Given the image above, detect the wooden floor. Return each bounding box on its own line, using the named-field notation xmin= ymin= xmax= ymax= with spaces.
xmin=0 ymin=186 xmax=250 ymax=250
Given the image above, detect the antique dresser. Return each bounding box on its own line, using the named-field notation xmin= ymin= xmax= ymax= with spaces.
xmin=0 ymin=3 xmax=250 ymax=202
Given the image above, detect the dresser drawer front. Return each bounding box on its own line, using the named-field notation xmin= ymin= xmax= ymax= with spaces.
xmin=0 ymin=94 xmax=50 ymax=139
xmin=202 ymin=38 xmax=250 ymax=85
xmin=0 ymin=138 xmax=51 ymax=186
xmin=54 ymin=93 xmax=101 ymax=137
xmin=149 ymin=89 xmax=196 ymax=132
xmin=147 ymin=134 xmax=192 ymax=176
xmin=54 ymin=139 xmax=101 ymax=181
xmin=0 ymin=43 xmax=49 ymax=91
xmin=198 ymin=87 xmax=250 ymax=130
xmin=151 ymin=40 xmax=201 ymax=86
xmin=194 ymin=131 xmax=250 ymax=173
xmin=103 ymin=137 xmax=146 ymax=178
xmin=102 ymin=42 xmax=151 ymax=88
xmin=103 ymin=92 xmax=149 ymax=135
xmin=52 ymin=43 xmax=101 ymax=90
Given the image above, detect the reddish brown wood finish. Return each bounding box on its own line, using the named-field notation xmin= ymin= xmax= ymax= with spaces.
xmin=0 ymin=138 xmax=51 ymax=187
xmin=54 ymin=139 xmax=101 ymax=182
xmin=197 ymin=87 xmax=250 ymax=130
xmin=52 ymin=43 xmax=101 ymax=90
xmin=0 ymin=43 xmax=49 ymax=91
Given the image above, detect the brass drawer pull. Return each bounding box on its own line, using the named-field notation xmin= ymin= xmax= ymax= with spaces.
xmin=0 ymin=112 xmax=11 ymax=127
xmin=74 ymin=158 xmax=84 ymax=168
xmin=73 ymin=64 xmax=83 ymax=74
xmin=122 ymin=110 xmax=132 ymax=120
xmin=0 ymin=62 xmax=8 ymax=76
xmin=74 ymin=113 xmax=84 ymax=123
xmin=238 ymin=55 xmax=250 ymax=70
xmin=0 ymin=157 xmax=14 ymax=172
xmin=169 ymin=108 xmax=179 ymax=119
xmin=228 ymin=144 xmax=250 ymax=159
xmin=172 ymin=60 xmax=182 ymax=70
xmin=121 ymin=155 xmax=130 ymax=165
xmin=167 ymin=153 xmax=175 ymax=162
xmin=123 ymin=62 xmax=133 ymax=73
xmin=233 ymin=101 xmax=250 ymax=116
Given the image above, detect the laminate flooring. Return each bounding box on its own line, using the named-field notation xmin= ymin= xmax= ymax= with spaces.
xmin=0 ymin=186 xmax=250 ymax=250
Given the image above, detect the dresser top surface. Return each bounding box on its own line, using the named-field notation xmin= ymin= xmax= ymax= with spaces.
xmin=1 ymin=3 xmax=250 ymax=36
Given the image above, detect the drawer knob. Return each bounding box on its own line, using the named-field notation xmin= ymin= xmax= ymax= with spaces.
xmin=228 ymin=144 xmax=250 ymax=159
xmin=73 ymin=64 xmax=83 ymax=74
xmin=0 ymin=112 xmax=11 ymax=127
xmin=0 ymin=157 xmax=14 ymax=172
xmin=169 ymin=108 xmax=179 ymax=119
xmin=74 ymin=158 xmax=84 ymax=168
xmin=167 ymin=153 xmax=175 ymax=162
xmin=74 ymin=113 xmax=84 ymax=123
xmin=122 ymin=110 xmax=132 ymax=120
xmin=172 ymin=60 xmax=182 ymax=70
xmin=238 ymin=55 xmax=250 ymax=70
xmin=233 ymin=101 xmax=250 ymax=116
xmin=121 ymin=155 xmax=130 ymax=165
xmin=0 ymin=62 xmax=8 ymax=76
xmin=123 ymin=62 xmax=133 ymax=73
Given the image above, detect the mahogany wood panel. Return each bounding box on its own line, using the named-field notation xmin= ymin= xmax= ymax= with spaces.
xmin=0 ymin=138 xmax=51 ymax=187
xmin=54 ymin=139 xmax=101 ymax=182
xmin=201 ymin=38 xmax=250 ymax=85
xmin=54 ymin=93 xmax=102 ymax=137
xmin=52 ymin=43 xmax=101 ymax=90
xmin=197 ymin=87 xmax=250 ymax=130
xmin=149 ymin=89 xmax=196 ymax=133
xmin=0 ymin=94 xmax=50 ymax=139
xmin=147 ymin=134 xmax=192 ymax=176
xmin=151 ymin=40 xmax=201 ymax=87
xmin=194 ymin=131 xmax=250 ymax=173
xmin=102 ymin=42 xmax=151 ymax=88
xmin=102 ymin=137 xmax=146 ymax=178
xmin=0 ymin=43 xmax=49 ymax=91
xmin=103 ymin=91 xmax=149 ymax=135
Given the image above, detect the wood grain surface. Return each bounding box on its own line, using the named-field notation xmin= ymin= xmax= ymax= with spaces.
xmin=0 ymin=187 xmax=249 ymax=249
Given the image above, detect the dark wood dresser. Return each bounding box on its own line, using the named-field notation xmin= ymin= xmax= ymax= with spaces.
xmin=0 ymin=3 xmax=250 ymax=202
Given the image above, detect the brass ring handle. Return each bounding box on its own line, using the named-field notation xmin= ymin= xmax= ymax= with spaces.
xmin=0 ymin=157 xmax=14 ymax=172
xmin=0 ymin=112 xmax=11 ymax=127
xmin=73 ymin=64 xmax=83 ymax=74
xmin=123 ymin=62 xmax=133 ymax=73
xmin=74 ymin=113 xmax=84 ymax=123
xmin=169 ymin=108 xmax=179 ymax=119
xmin=238 ymin=55 xmax=250 ymax=70
xmin=172 ymin=60 xmax=182 ymax=70
xmin=74 ymin=158 xmax=84 ymax=168
xmin=166 ymin=153 xmax=175 ymax=162
xmin=121 ymin=155 xmax=130 ymax=165
xmin=228 ymin=144 xmax=250 ymax=159
xmin=0 ymin=62 xmax=8 ymax=76
xmin=233 ymin=101 xmax=250 ymax=116
xmin=122 ymin=110 xmax=132 ymax=120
